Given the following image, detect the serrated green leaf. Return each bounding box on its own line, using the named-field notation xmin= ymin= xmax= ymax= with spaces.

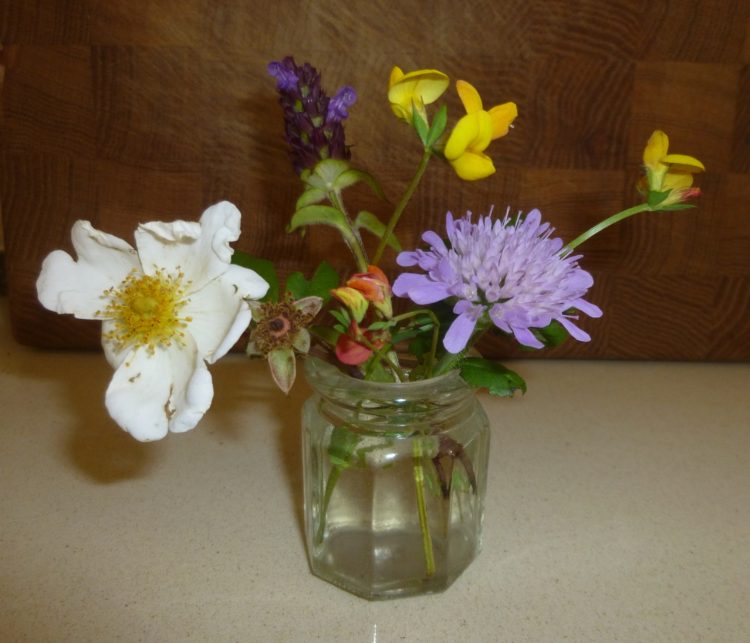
xmin=231 ymin=251 xmax=279 ymax=302
xmin=285 ymin=271 xmax=308 ymax=299
xmin=296 ymin=187 xmax=327 ymax=209
xmin=460 ymin=357 xmax=527 ymax=397
xmin=426 ymin=104 xmax=448 ymax=148
xmin=354 ymin=211 xmax=402 ymax=251
xmin=307 ymin=261 xmax=340 ymax=302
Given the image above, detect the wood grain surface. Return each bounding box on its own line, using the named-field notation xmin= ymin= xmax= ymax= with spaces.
xmin=1 ymin=0 xmax=749 ymax=360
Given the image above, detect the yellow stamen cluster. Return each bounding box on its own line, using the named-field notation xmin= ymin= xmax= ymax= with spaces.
xmin=99 ymin=268 xmax=192 ymax=354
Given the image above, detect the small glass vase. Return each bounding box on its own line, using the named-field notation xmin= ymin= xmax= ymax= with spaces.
xmin=301 ymin=357 xmax=490 ymax=600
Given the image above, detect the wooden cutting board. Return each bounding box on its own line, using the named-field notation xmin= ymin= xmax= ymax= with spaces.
xmin=2 ymin=0 xmax=749 ymax=360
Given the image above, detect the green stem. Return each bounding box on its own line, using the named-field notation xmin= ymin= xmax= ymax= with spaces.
xmin=329 ymin=190 xmax=369 ymax=272
xmin=564 ymin=203 xmax=652 ymax=252
xmin=413 ymin=439 xmax=435 ymax=578
xmin=389 ymin=309 xmax=441 ymax=378
xmin=372 ymin=147 xmax=433 ymax=265
xmin=315 ymin=465 xmax=342 ymax=545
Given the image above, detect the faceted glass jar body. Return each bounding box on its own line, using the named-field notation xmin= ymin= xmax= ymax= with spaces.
xmin=302 ymin=357 xmax=490 ymax=600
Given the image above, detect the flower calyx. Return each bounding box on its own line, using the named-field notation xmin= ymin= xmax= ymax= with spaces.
xmin=247 ymin=294 xmax=323 ymax=394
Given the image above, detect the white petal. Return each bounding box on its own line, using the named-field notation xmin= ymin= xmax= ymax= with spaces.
xmin=105 ymin=337 xmax=214 ymax=441
xmin=183 ymin=276 xmax=252 ymax=364
xmin=134 ymin=201 xmax=242 ymax=292
xmin=168 ymin=347 xmax=214 ymax=434
xmin=224 ymin=263 xmax=270 ymax=300
xmin=36 ymin=221 xmax=138 ymax=318
xmin=105 ymin=348 xmax=173 ymax=441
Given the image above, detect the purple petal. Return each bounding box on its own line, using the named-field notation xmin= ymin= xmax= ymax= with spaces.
xmin=396 ymin=251 xmax=419 ymax=267
xmin=267 ymin=60 xmax=298 ymax=91
xmin=327 ymin=85 xmax=357 ymax=123
xmin=421 ymin=230 xmax=445 ymax=252
xmin=443 ymin=312 xmax=478 ymax=354
xmin=557 ymin=316 xmax=592 ymax=342
xmin=392 ymin=272 xmax=427 ymax=296
xmin=512 ymin=325 xmax=544 ymax=349
xmin=408 ymin=282 xmax=452 ymax=304
xmin=571 ymin=298 xmax=602 ymax=318
xmin=392 ymin=273 xmax=452 ymax=303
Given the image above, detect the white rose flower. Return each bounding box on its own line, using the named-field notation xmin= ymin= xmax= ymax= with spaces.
xmin=36 ymin=201 xmax=269 ymax=441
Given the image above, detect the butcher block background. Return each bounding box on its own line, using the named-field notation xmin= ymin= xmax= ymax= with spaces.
xmin=1 ymin=0 xmax=749 ymax=360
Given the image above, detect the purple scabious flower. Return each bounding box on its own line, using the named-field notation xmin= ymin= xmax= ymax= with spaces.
xmin=268 ymin=56 xmax=356 ymax=174
xmin=392 ymin=209 xmax=603 ymax=353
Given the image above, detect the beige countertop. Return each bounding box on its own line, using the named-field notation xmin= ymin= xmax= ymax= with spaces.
xmin=1 ymin=297 xmax=749 ymax=642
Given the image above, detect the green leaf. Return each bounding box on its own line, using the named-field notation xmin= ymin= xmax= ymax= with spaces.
xmin=368 ymin=320 xmax=395 ymax=331
xmin=230 ymin=251 xmax=279 ymax=302
xmin=288 ymin=204 xmax=349 ymax=235
xmin=351 ymin=169 xmax=386 ymax=200
xmin=296 ymin=187 xmax=327 ymax=209
xmin=412 ymin=108 xmax=429 ymax=145
xmin=307 ymin=261 xmax=340 ymax=302
xmin=354 ymin=211 xmax=402 ymax=251
xmin=426 ymin=104 xmax=448 ymax=148
xmin=328 ymin=308 xmax=351 ymax=327
xmin=285 ymin=271 xmax=308 ymax=299
xmin=328 ymin=425 xmax=361 ymax=469
xmin=460 ymin=357 xmax=527 ymax=397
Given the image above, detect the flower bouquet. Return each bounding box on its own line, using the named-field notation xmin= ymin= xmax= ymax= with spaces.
xmin=36 ymin=56 xmax=703 ymax=599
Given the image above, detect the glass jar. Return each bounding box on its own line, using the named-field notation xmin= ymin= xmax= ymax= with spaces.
xmin=302 ymin=357 xmax=490 ymax=600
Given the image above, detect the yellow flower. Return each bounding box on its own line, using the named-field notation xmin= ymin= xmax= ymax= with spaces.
xmin=443 ymin=80 xmax=517 ymax=181
xmin=641 ymin=130 xmax=704 ymax=204
xmin=388 ymin=66 xmax=449 ymax=123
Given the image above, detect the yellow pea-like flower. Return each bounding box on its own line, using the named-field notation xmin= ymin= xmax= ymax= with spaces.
xmin=641 ymin=130 xmax=704 ymax=205
xmin=388 ymin=66 xmax=449 ymax=123
xmin=443 ymin=80 xmax=517 ymax=181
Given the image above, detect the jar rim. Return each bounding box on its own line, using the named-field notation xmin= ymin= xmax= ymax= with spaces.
xmin=303 ymin=355 xmax=469 ymax=400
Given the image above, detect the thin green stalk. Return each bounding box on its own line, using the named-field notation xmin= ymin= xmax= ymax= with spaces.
xmin=389 ymin=309 xmax=441 ymax=378
xmin=412 ymin=438 xmax=435 ymax=578
xmin=315 ymin=465 xmax=342 ymax=545
xmin=564 ymin=203 xmax=652 ymax=251
xmin=329 ymin=190 xmax=369 ymax=272
xmin=372 ymin=147 xmax=433 ymax=265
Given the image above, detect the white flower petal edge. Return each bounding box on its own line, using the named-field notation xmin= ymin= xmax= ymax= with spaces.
xmin=36 ymin=221 xmax=138 ymax=318
xmin=135 ymin=201 xmax=243 ymax=293
xmin=186 ymin=264 xmax=269 ymax=364
xmin=105 ymin=336 xmax=213 ymax=441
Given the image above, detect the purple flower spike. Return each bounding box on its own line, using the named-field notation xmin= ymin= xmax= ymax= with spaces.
xmin=327 ymin=86 xmax=357 ymax=123
xmin=268 ymin=56 xmax=353 ymax=174
xmin=392 ymin=208 xmax=603 ymax=353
